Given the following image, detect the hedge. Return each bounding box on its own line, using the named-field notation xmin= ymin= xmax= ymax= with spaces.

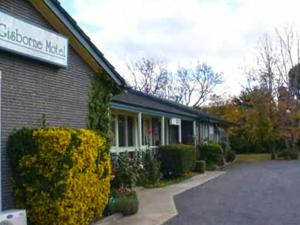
xmin=194 ymin=160 xmax=206 ymax=173
xmin=8 ymin=128 xmax=111 ymax=225
xmin=225 ymin=150 xmax=236 ymax=162
xmin=197 ymin=143 xmax=224 ymax=166
xmin=278 ymin=149 xmax=299 ymax=160
xmin=158 ymin=144 xmax=196 ymax=177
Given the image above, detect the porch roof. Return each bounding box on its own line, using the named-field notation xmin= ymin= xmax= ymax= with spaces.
xmin=111 ymin=88 xmax=233 ymax=126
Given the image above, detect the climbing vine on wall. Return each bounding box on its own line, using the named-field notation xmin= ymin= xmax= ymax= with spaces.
xmin=87 ymin=71 xmax=121 ymax=138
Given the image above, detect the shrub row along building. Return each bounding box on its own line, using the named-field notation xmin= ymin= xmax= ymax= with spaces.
xmin=0 ymin=0 xmax=231 ymax=210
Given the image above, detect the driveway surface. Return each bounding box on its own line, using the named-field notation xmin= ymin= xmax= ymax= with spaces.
xmin=164 ymin=161 xmax=300 ymax=225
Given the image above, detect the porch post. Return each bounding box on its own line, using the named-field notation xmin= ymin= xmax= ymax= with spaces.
xmin=178 ymin=120 xmax=182 ymax=143
xmin=161 ymin=116 xmax=165 ymax=145
xmin=125 ymin=116 xmax=128 ymax=147
xmin=138 ymin=112 xmax=142 ymax=149
xmin=193 ymin=121 xmax=197 ymax=146
xmin=115 ymin=115 xmax=119 ymax=153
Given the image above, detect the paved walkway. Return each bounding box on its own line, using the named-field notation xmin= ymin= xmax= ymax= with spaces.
xmin=94 ymin=171 xmax=225 ymax=225
xmin=164 ymin=161 xmax=300 ymax=225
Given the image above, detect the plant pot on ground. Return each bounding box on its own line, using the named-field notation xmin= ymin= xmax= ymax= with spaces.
xmin=106 ymin=188 xmax=139 ymax=216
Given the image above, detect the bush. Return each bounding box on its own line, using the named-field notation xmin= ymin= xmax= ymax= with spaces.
xmin=8 ymin=128 xmax=111 ymax=225
xmin=194 ymin=160 xmax=206 ymax=173
xmin=198 ymin=143 xmax=224 ymax=166
xmin=107 ymin=189 xmax=138 ymax=216
xmin=141 ymin=150 xmax=161 ymax=185
xmin=278 ymin=149 xmax=299 ymax=160
xmin=206 ymin=162 xmax=217 ymax=171
xmin=158 ymin=144 xmax=196 ymax=177
xmin=111 ymin=152 xmax=141 ymax=189
xmin=225 ymin=150 xmax=236 ymax=162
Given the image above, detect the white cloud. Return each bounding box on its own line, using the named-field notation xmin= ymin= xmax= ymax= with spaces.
xmin=65 ymin=0 xmax=300 ymax=97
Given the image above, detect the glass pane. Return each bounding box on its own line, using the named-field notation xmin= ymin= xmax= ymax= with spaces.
xmin=118 ymin=116 xmax=126 ymax=147
xmin=152 ymin=118 xmax=161 ymax=146
xmin=127 ymin=117 xmax=134 ymax=146
xmin=142 ymin=119 xmax=150 ymax=145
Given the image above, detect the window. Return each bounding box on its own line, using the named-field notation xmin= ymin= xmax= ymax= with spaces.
xmin=152 ymin=118 xmax=161 ymax=146
xmin=110 ymin=114 xmax=135 ymax=148
xmin=142 ymin=118 xmax=151 ymax=145
xmin=127 ymin=117 xmax=134 ymax=146
xmin=199 ymin=123 xmax=209 ymax=141
xmin=118 ymin=116 xmax=126 ymax=147
xmin=209 ymin=125 xmax=214 ymax=141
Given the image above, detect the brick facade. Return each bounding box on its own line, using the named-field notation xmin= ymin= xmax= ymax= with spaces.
xmin=0 ymin=0 xmax=94 ymax=209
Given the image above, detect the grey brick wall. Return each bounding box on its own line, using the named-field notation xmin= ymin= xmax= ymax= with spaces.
xmin=0 ymin=0 xmax=94 ymax=209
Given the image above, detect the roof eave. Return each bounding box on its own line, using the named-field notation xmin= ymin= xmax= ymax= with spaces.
xmin=43 ymin=0 xmax=126 ymax=86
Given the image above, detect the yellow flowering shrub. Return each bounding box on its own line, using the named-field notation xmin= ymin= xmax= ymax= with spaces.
xmin=8 ymin=128 xmax=111 ymax=225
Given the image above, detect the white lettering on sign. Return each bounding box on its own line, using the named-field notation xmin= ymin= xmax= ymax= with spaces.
xmin=170 ymin=118 xmax=181 ymax=126
xmin=0 ymin=11 xmax=68 ymax=67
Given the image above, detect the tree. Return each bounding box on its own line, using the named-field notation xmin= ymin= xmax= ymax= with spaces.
xmin=247 ymin=26 xmax=300 ymax=96
xmin=127 ymin=58 xmax=223 ymax=107
xmin=244 ymin=27 xmax=300 ymax=151
xmin=288 ymin=63 xmax=300 ymax=100
xmin=127 ymin=58 xmax=170 ymax=98
xmin=204 ymin=87 xmax=281 ymax=153
xmin=175 ymin=63 xmax=223 ymax=107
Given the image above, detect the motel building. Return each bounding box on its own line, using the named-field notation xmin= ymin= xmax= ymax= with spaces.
xmin=110 ymin=88 xmax=230 ymax=153
xmin=0 ymin=0 xmax=231 ymax=218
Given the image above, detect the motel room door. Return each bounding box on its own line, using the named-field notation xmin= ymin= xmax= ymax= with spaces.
xmin=170 ymin=125 xmax=179 ymax=144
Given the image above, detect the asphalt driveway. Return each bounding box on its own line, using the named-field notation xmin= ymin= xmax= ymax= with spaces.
xmin=164 ymin=161 xmax=300 ymax=225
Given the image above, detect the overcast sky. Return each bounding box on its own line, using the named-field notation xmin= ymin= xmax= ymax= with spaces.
xmin=59 ymin=0 xmax=300 ymax=97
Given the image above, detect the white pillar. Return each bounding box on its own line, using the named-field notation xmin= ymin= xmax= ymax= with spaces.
xmin=115 ymin=115 xmax=119 ymax=153
xmin=166 ymin=119 xmax=169 ymax=145
xmin=134 ymin=116 xmax=138 ymax=148
xmin=138 ymin=112 xmax=142 ymax=149
xmin=149 ymin=118 xmax=153 ymax=147
xmin=161 ymin=116 xmax=165 ymax=145
xmin=125 ymin=116 xmax=128 ymax=147
xmin=193 ymin=121 xmax=197 ymax=146
xmin=178 ymin=121 xmax=182 ymax=143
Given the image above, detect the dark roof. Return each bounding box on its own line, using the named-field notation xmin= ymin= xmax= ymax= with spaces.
xmin=112 ymin=88 xmax=232 ymax=126
xmin=45 ymin=0 xmax=126 ymax=86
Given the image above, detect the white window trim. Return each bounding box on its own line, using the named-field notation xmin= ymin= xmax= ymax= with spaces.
xmin=111 ymin=113 xmax=137 ymax=153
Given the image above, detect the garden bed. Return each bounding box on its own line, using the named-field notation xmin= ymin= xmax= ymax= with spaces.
xmin=143 ymin=172 xmax=198 ymax=188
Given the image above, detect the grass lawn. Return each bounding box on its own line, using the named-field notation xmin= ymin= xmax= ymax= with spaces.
xmin=235 ymin=153 xmax=272 ymax=163
xmin=143 ymin=172 xmax=199 ymax=188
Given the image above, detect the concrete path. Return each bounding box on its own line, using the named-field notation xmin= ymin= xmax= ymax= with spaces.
xmin=164 ymin=161 xmax=300 ymax=225
xmin=94 ymin=171 xmax=225 ymax=225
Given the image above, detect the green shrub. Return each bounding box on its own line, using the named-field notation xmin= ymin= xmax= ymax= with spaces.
xmin=158 ymin=144 xmax=196 ymax=177
xmin=206 ymin=162 xmax=217 ymax=171
xmin=111 ymin=152 xmax=141 ymax=189
xmin=225 ymin=150 xmax=236 ymax=162
xmin=278 ymin=149 xmax=299 ymax=160
xmin=142 ymin=150 xmax=161 ymax=185
xmin=198 ymin=143 xmax=224 ymax=166
xmin=107 ymin=189 xmax=138 ymax=216
xmin=8 ymin=128 xmax=111 ymax=225
xmin=194 ymin=160 xmax=206 ymax=173
xmin=271 ymin=151 xmax=277 ymax=160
